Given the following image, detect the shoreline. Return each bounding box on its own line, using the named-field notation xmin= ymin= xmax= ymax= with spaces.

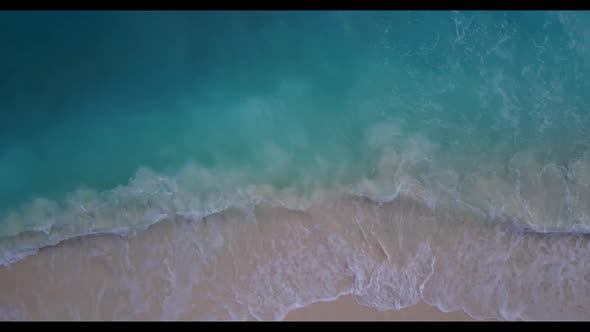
xmin=1 ymin=194 xmax=589 ymax=320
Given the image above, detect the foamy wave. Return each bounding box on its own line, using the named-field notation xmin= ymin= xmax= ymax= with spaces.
xmin=1 ymin=184 xmax=590 ymax=320
xmin=0 ymin=164 xmax=327 ymax=266
xmin=350 ymin=141 xmax=590 ymax=234
xmin=2 ymin=143 xmax=590 ymax=267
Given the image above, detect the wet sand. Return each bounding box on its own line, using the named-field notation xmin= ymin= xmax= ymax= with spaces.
xmin=284 ymin=296 xmax=473 ymax=321
xmin=1 ymin=194 xmax=589 ymax=321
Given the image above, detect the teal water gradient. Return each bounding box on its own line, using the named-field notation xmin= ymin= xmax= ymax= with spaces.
xmin=1 ymin=11 xmax=590 ymax=263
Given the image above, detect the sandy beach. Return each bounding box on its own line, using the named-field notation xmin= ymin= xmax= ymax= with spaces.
xmin=1 ymin=194 xmax=589 ymax=321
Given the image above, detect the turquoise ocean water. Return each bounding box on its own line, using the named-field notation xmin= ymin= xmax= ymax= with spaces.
xmin=1 ymin=11 xmax=590 ymax=320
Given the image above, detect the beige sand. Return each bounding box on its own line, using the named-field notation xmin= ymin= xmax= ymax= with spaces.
xmin=1 ymin=194 xmax=587 ymax=320
xmin=284 ymin=296 xmax=473 ymax=321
